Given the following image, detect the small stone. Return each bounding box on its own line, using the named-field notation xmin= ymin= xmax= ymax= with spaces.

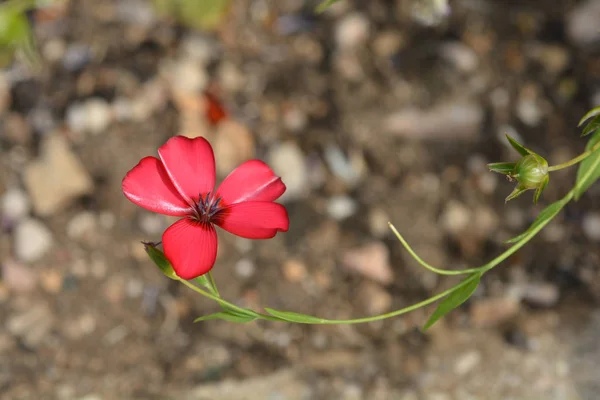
xmin=24 ymin=134 xmax=94 ymax=216
xmin=335 ymin=13 xmax=370 ymax=50
xmin=98 ymin=211 xmax=116 ymax=230
xmin=440 ymin=42 xmax=479 ymax=73
xmin=440 ymin=200 xmax=470 ymax=236
xmin=384 ymin=102 xmax=483 ymax=140
xmin=234 ymin=258 xmax=255 ymax=279
xmin=213 ymin=120 xmax=256 ymax=177
xmin=162 ymin=58 xmax=208 ymax=94
xmin=326 ymin=195 xmax=357 ymax=220
xmin=7 ymin=303 xmax=54 ymax=348
xmin=1 ymin=187 xmax=30 ymax=221
xmin=217 ymin=61 xmax=246 ymax=93
xmin=3 ymin=112 xmax=32 ymax=144
xmin=0 ymin=71 xmax=10 ymax=114
xmin=522 ymin=283 xmax=560 ymax=308
xmin=282 ymin=259 xmax=307 ymax=282
xmin=453 ymin=350 xmax=482 ymax=376
xmin=43 ymin=38 xmax=67 ymax=63
xmin=529 ymin=44 xmax=570 ymax=76
xmin=373 ymin=31 xmax=405 ymax=58
xmin=66 ymin=98 xmax=112 ymax=135
xmin=2 ymin=259 xmax=37 ymax=293
xmin=28 ymin=107 xmax=56 ymax=133
xmin=358 ymin=282 xmax=392 ymax=315
xmin=14 ymin=218 xmax=53 ymax=263
xmin=369 ymin=208 xmax=390 ymax=238
xmin=342 ymin=242 xmax=394 ymax=285
xmin=62 ymin=43 xmax=92 ymax=71
xmin=66 ymin=211 xmax=97 ymax=242
xmin=470 ymin=297 xmax=520 ymax=327
xmin=323 ymin=145 xmax=365 ymax=187
xmin=282 ymin=104 xmax=308 ymax=133
xmin=516 ymin=97 xmax=542 ymax=127
xmin=126 ymin=279 xmax=144 ymax=298
xmin=268 ymin=142 xmax=308 ymax=202
xmin=567 ymin=0 xmax=600 ymax=47
xmin=582 ymin=212 xmax=600 ymax=241
xmin=138 ymin=213 xmax=165 ymax=236
xmin=39 ymin=269 xmax=63 ymax=294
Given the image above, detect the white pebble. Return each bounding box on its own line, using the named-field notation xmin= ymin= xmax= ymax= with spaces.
xmin=582 ymin=212 xmax=600 ymax=241
xmin=14 ymin=218 xmax=54 ymax=263
xmin=326 ymin=195 xmax=357 ymax=220
xmin=1 ymin=188 xmax=30 ymax=221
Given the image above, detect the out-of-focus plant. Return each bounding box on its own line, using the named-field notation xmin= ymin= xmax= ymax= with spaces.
xmin=152 ymin=0 xmax=231 ymax=31
xmin=0 ymin=0 xmax=40 ymax=68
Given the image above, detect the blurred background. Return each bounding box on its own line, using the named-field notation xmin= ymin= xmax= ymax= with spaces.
xmin=1 ymin=0 xmax=600 ymax=399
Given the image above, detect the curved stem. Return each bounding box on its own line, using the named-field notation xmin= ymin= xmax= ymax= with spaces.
xmin=548 ymin=139 xmax=600 ymax=172
xmin=178 ymin=278 xmax=280 ymax=321
xmin=388 ymin=223 xmax=481 ymax=275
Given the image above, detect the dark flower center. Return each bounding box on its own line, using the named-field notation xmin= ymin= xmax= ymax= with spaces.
xmin=193 ymin=191 xmax=223 ymax=224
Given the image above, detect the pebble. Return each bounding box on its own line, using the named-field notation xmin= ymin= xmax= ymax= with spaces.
xmin=369 ymin=208 xmax=390 ymax=238
xmin=1 ymin=187 xmax=30 ymax=221
xmin=67 ymin=211 xmax=98 ymax=242
xmin=214 ymin=121 xmax=256 ymax=177
xmin=162 ymin=58 xmax=208 ymax=94
xmin=0 ymin=71 xmax=10 ymax=114
xmin=138 ymin=213 xmax=165 ymax=236
xmin=326 ymin=195 xmax=358 ymax=220
xmin=14 ymin=218 xmax=54 ymax=263
xmin=383 ymin=102 xmax=483 ymax=140
xmin=582 ymin=212 xmax=600 ymax=241
xmin=62 ymin=43 xmax=92 ymax=71
xmin=410 ymin=0 xmax=450 ymax=26
xmin=7 ymin=303 xmax=54 ymax=348
xmin=66 ymin=98 xmax=112 ymax=135
xmin=39 ymin=269 xmax=63 ymax=294
xmin=28 ymin=107 xmax=56 ymax=133
xmin=267 ymin=141 xmax=308 ymax=202
xmin=454 ymin=350 xmax=482 ymax=376
xmin=373 ymin=31 xmax=405 ymax=58
xmin=3 ymin=112 xmax=32 ymax=144
xmin=566 ymin=0 xmax=600 ymax=46
xmin=234 ymin=258 xmax=256 ymax=279
xmin=323 ymin=145 xmax=365 ymax=187
xmin=1 ymin=259 xmax=37 ymax=293
xmin=358 ymin=282 xmax=392 ymax=315
xmin=282 ymin=259 xmax=307 ymax=282
xmin=440 ymin=200 xmax=470 ymax=236
xmin=522 ymin=283 xmax=560 ymax=308
xmin=24 ymin=134 xmax=94 ymax=216
xmin=470 ymin=297 xmax=520 ymax=327
xmin=342 ymin=242 xmax=394 ymax=285
xmin=440 ymin=42 xmax=479 ymax=73
xmin=335 ymin=12 xmax=370 ymax=50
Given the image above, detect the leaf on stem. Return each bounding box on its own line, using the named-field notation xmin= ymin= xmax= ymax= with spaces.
xmin=505 ymin=196 xmax=569 ymax=244
xmin=574 ymin=130 xmax=600 ymax=200
xmin=194 ymin=310 xmax=258 ymax=323
xmin=506 ymin=134 xmax=533 ymax=157
xmin=264 ymin=308 xmax=327 ymax=324
xmin=194 ymin=272 xmax=220 ymax=297
xmin=423 ymin=273 xmax=481 ymax=330
xmin=578 ymin=106 xmax=600 ymax=128
xmin=487 ymin=162 xmax=515 ymax=175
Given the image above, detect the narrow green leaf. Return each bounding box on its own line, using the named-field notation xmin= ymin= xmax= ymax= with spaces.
xmin=315 ymin=0 xmax=340 ymax=13
xmin=505 ymin=197 xmax=569 ymax=244
xmin=581 ymin=116 xmax=600 ymax=137
xmin=194 ymin=311 xmax=257 ymax=323
xmin=488 ymin=162 xmax=515 ymax=175
xmin=578 ymin=106 xmax=600 ymax=127
xmin=574 ymin=129 xmax=600 ymax=200
xmin=264 ymin=308 xmax=327 ymax=324
xmin=505 ymin=185 xmax=527 ymax=202
xmin=423 ymin=273 xmax=481 ymax=330
xmin=533 ymin=175 xmax=549 ymax=205
xmin=506 ymin=134 xmax=533 ymax=157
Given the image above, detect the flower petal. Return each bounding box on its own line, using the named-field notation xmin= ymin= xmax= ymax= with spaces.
xmin=215 ymin=201 xmax=289 ymax=239
xmin=122 ymin=156 xmax=192 ymax=216
xmin=162 ymin=219 xmax=218 ymax=279
xmin=158 ymin=136 xmax=216 ymax=202
xmin=216 ymin=160 xmax=286 ymax=204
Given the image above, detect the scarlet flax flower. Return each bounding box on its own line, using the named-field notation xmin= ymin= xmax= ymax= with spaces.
xmin=122 ymin=136 xmax=289 ymax=279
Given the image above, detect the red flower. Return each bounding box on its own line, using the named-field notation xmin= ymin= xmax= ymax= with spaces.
xmin=122 ymin=136 xmax=289 ymax=279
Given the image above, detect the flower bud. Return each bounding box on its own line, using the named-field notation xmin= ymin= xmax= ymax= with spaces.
xmin=514 ymin=154 xmax=548 ymax=189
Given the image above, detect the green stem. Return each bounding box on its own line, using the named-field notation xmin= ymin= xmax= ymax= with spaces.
xmin=388 ymin=223 xmax=481 ymax=276
xmin=548 ymin=139 xmax=600 ymax=171
xmin=178 ymin=278 xmax=281 ymax=321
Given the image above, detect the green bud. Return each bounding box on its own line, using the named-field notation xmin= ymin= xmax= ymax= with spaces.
xmin=488 ymin=136 xmax=550 ymax=204
xmin=513 ymin=154 xmax=548 ymax=189
xmin=143 ymin=242 xmax=179 ymax=280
